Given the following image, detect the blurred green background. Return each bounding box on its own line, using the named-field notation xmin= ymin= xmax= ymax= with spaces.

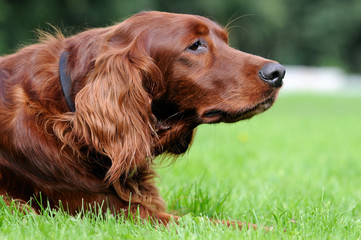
xmin=0 ymin=0 xmax=361 ymax=73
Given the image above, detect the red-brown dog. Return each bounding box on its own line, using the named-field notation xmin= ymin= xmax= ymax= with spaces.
xmin=0 ymin=11 xmax=285 ymax=226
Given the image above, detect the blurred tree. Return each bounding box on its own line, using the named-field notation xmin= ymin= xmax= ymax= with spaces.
xmin=0 ymin=0 xmax=360 ymax=73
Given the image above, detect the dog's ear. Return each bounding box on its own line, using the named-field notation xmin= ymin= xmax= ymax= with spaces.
xmin=73 ymin=36 xmax=163 ymax=184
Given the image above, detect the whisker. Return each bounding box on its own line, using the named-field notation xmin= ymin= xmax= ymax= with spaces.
xmin=225 ymin=13 xmax=255 ymax=32
xmin=164 ymin=111 xmax=182 ymax=121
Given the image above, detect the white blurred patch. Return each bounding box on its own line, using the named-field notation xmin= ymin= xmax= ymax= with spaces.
xmin=282 ymin=66 xmax=361 ymax=94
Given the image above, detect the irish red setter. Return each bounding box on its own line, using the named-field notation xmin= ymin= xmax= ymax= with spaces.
xmin=0 ymin=11 xmax=285 ymax=226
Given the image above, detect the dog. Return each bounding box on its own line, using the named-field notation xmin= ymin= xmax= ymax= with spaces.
xmin=0 ymin=11 xmax=285 ymax=226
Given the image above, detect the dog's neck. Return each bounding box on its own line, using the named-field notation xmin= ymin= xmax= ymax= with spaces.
xmin=59 ymin=52 xmax=76 ymax=112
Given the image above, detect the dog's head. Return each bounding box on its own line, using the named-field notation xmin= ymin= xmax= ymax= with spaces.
xmin=115 ymin=12 xmax=285 ymax=154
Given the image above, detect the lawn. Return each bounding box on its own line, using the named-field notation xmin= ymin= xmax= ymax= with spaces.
xmin=1 ymin=93 xmax=361 ymax=239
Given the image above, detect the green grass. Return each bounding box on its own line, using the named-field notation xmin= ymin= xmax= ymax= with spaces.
xmin=1 ymin=93 xmax=361 ymax=239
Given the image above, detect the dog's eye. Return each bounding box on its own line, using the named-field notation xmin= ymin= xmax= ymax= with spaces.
xmin=188 ymin=40 xmax=206 ymax=51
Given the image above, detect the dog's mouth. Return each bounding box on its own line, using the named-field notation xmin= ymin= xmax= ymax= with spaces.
xmin=201 ymin=94 xmax=277 ymax=123
xmin=153 ymin=93 xmax=278 ymax=135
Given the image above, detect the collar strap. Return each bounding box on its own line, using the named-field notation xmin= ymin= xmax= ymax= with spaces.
xmin=59 ymin=52 xmax=76 ymax=112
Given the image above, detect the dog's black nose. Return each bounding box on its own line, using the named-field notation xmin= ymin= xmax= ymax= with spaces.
xmin=259 ymin=63 xmax=285 ymax=88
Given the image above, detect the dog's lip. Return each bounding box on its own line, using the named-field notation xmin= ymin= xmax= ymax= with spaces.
xmin=201 ymin=94 xmax=277 ymax=123
xmin=202 ymin=109 xmax=223 ymax=118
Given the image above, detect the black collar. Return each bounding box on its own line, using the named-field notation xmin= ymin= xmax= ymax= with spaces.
xmin=59 ymin=52 xmax=76 ymax=112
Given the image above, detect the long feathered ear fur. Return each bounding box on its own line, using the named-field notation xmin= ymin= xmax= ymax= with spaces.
xmin=72 ymin=35 xmax=163 ymax=184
